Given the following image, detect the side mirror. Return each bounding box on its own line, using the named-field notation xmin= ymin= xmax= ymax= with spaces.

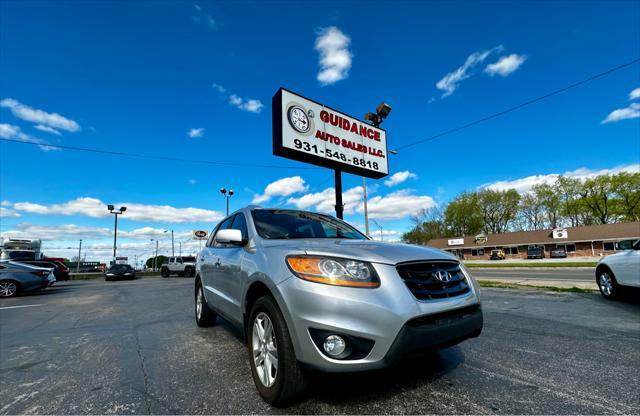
xmin=215 ymin=229 xmax=245 ymax=246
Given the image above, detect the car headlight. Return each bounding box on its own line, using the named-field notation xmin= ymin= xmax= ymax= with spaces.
xmin=286 ymin=256 xmax=380 ymax=288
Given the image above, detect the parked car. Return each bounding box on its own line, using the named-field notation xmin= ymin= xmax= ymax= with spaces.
xmin=194 ymin=207 xmax=483 ymax=406
xmin=527 ymin=246 xmax=545 ymax=259
xmin=550 ymin=247 xmax=567 ymax=258
xmin=105 ymin=264 xmax=136 ymax=281
xmin=161 ymin=256 xmax=196 ymax=277
xmin=0 ymin=260 xmax=56 ymax=297
xmin=490 ymin=249 xmax=506 ymax=260
xmin=595 ymin=239 xmax=640 ymax=299
xmin=16 ymin=260 xmax=70 ymax=281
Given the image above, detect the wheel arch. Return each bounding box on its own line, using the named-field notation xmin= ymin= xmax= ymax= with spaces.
xmin=596 ymin=263 xmax=615 ymax=280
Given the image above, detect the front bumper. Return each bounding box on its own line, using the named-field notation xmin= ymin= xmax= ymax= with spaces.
xmin=275 ymin=263 xmax=482 ymax=372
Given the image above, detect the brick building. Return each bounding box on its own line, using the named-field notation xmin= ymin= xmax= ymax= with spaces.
xmin=426 ymin=222 xmax=640 ymax=260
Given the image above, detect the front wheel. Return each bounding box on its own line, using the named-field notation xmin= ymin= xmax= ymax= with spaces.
xmin=161 ymin=267 xmax=170 ymax=278
xmin=248 ymin=296 xmax=306 ymax=406
xmin=195 ymin=281 xmax=217 ymax=327
xmin=0 ymin=280 xmax=19 ymax=297
xmin=597 ymin=268 xmax=619 ymax=300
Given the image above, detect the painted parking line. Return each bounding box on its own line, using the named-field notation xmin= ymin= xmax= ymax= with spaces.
xmin=0 ymin=304 xmax=42 ymax=310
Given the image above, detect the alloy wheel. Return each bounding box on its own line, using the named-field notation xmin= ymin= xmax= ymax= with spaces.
xmin=196 ymin=287 xmax=203 ymax=319
xmin=599 ymin=273 xmax=613 ymax=296
xmin=252 ymin=312 xmax=278 ymax=387
xmin=0 ymin=282 xmax=18 ymax=297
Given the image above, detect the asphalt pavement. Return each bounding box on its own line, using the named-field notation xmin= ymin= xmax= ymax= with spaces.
xmin=1 ymin=277 xmax=639 ymax=414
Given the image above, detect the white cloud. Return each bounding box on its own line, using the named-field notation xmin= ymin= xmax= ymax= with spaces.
xmin=12 ymin=197 xmax=224 ymax=223
xmin=363 ymin=190 xmax=437 ymax=219
xmin=34 ymin=124 xmax=62 ymax=136
xmin=629 ymin=88 xmax=640 ymax=100
xmin=0 ymin=123 xmax=57 ymax=152
xmin=288 ymin=186 xmax=435 ymax=220
xmin=212 ymin=83 xmax=226 ymax=94
xmin=192 ymin=3 xmax=216 ymax=29
xmin=1 ymin=201 xmax=11 ymax=207
xmin=1 ymin=223 xmax=112 ymax=241
xmin=315 ymin=26 xmax=352 ymax=86
xmin=384 ymin=171 xmax=417 ymax=187
xmin=229 ymin=94 xmax=264 ymax=113
xmin=253 ymin=176 xmax=309 ymax=203
xmin=484 ymin=53 xmax=527 ymax=76
xmin=436 ymin=46 xmax=503 ymax=97
xmin=0 ymin=207 xmax=20 ymax=218
xmin=601 ymin=102 xmax=640 ymax=124
xmin=483 ymin=163 xmax=640 ymax=193
xmin=0 ymin=98 xmax=80 ymax=132
xmin=188 ymin=128 xmax=204 ymax=138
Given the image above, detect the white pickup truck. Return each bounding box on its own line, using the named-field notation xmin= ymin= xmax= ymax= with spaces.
xmin=161 ymin=256 xmax=196 ymax=277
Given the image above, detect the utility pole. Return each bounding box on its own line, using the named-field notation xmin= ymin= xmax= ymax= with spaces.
xmin=373 ymin=219 xmax=383 ymax=241
xmin=171 ymin=230 xmax=175 ymax=257
xmin=77 ymin=239 xmax=82 ymax=273
xmin=363 ymin=177 xmax=369 ymax=236
xmin=334 ymin=170 xmax=344 ymax=219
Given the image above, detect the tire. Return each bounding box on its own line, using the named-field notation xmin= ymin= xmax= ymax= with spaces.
xmin=597 ymin=267 xmax=620 ymax=300
xmin=185 ymin=267 xmax=195 ymax=277
xmin=195 ymin=280 xmax=217 ymax=327
xmin=161 ymin=267 xmax=170 ymax=278
xmin=248 ymin=296 xmax=306 ymax=406
xmin=0 ymin=280 xmax=20 ymax=298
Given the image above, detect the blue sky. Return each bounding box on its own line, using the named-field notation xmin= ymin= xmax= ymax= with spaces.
xmin=1 ymin=0 xmax=639 ymax=262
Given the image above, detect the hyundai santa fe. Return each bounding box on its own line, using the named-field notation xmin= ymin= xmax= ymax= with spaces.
xmin=194 ymin=207 xmax=483 ymax=405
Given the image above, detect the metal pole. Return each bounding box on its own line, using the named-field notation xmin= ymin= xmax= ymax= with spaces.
xmin=179 ymin=242 xmax=182 ymax=257
xmin=77 ymin=240 xmax=82 ymax=273
xmin=171 ymin=230 xmax=175 ymax=257
xmin=113 ymin=213 xmax=118 ymax=260
xmin=334 ymin=170 xmax=344 ymax=219
xmin=154 ymin=240 xmax=158 ymax=271
xmin=226 ymin=196 xmax=229 ymax=216
xmin=363 ymin=177 xmax=369 ymax=236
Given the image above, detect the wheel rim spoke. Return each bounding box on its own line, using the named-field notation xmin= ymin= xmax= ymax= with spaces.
xmin=252 ymin=312 xmax=277 ymax=387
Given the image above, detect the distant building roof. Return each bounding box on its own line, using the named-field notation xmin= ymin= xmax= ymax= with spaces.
xmin=427 ymin=222 xmax=640 ymax=249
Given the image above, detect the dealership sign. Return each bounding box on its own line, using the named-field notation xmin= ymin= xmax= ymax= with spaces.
xmin=447 ymin=238 xmax=464 ymax=246
xmin=192 ymin=230 xmax=208 ymax=240
xmin=272 ymin=88 xmax=389 ymax=179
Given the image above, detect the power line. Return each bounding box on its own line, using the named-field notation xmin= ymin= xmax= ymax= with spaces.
xmin=394 ymin=58 xmax=640 ymax=151
xmin=0 ymin=138 xmax=319 ymax=170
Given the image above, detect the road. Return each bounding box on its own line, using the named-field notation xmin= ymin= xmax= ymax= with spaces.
xmin=469 ymin=267 xmax=594 ymax=282
xmin=1 ymin=277 xmax=639 ymax=414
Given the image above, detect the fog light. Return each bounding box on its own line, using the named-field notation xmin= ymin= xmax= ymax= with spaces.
xmin=323 ymin=335 xmax=346 ymax=357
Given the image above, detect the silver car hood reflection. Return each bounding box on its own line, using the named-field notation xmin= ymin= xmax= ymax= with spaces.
xmin=260 ymin=239 xmax=456 ymax=265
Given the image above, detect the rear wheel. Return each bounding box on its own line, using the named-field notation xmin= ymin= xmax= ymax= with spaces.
xmin=185 ymin=267 xmax=195 ymax=277
xmin=161 ymin=267 xmax=170 ymax=278
xmin=248 ymin=296 xmax=306 ymax=406
xmin=597 ymin=268 xmax=619 ymax=300
xmin=195 ymin=281 xmax=217 ymax=327
xmin=0 ymin=280 xmax=19 ymax=297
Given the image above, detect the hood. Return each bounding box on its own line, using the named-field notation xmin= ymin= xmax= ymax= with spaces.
xmin=260 ymin=239 xmax=457 ymax=265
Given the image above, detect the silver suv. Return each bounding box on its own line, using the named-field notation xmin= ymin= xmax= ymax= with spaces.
xmin=195 ymin=207 xmax=483 ymax=405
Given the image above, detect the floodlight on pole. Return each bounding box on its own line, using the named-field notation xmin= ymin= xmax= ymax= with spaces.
xmin=107 ymin=205 xmax=127 ymax=261
xmin=220 ymin=187 xmax=234 ymax=216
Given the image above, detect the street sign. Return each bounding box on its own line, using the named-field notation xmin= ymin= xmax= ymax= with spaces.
xmin=272 ymin=88 xmax=389 ymax=179
xmin=192 ymin=230 xmax=208 ymax=240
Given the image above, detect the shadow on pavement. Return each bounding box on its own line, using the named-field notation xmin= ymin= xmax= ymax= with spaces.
xmin=299 ymin=346 xmax=465 ymax=406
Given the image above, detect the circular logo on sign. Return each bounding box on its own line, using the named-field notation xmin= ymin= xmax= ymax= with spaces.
xmin=194 ymin=230 xmax=207 ymax=238
xmin=287 ymin=104 xmax=311 ymax=133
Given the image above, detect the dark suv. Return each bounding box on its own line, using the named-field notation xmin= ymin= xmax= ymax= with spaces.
xmin=527 ymin=246 xmax=545 ymax=259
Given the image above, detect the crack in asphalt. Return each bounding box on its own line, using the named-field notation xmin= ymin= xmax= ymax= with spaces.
xmin=134 ymin=330 xmax=152 ymax=415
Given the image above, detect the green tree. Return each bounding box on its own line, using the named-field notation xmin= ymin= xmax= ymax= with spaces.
xmin=557 ymin=176 xmax=588 ymax=226
xmin=611 ymin=172 xmax=640 ymax=222
xmin=519 ymin=192 xmax=547 ymax=230
xmin=478 ymin=188 xmax=521 ymax=233
xmin=579 ymin=175 xmax=617 ymax=224
xmin=402 ymin=207 xmax=446 ymax=244
xmin=444 ymin=192 xmax=484 ymax=236
xmin=532 ymin=182 xmax=563 ymax=228
xmin=145 ymin=255 xmax=167 ymax=270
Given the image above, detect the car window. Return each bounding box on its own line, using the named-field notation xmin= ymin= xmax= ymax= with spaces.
xmin=231 ymin=213 xmax=249 ymax=240
xmin=251 ymin=209 xmax=366 ymax=240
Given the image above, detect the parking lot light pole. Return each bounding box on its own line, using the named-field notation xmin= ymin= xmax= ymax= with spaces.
xmin=220 ymin=188 xmax=234 ymax=216
xmin=170 ymin=230 xmax=174 ymax=257
xmin=107 ymin=205 xmax=127 ymax=262
xmin=151 ymin=239 xmax=159 ymax=271
xmin=77 ymin=239 xmax=82 ymax=273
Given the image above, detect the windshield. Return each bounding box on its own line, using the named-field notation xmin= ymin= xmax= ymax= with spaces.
xmin=108 ymin=265 xmax=133 ymax=272
xmin=251 ymin=209 xmax=367 ymax=240
xmin=181 ymin=256 xmax=196 ymax=263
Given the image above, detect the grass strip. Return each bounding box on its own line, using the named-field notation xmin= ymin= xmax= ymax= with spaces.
xmin=477 ymin=279 xmax=596 ymax=293
xmin=465 ymin=262 xmax=597 ymax=268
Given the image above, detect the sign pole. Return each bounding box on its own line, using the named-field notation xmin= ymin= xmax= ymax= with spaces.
xmin=334 ymin=169 xmax=344 ymax=219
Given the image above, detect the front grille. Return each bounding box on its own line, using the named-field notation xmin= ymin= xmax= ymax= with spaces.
xmin=396 ymin=261 xmax=470 ymax=300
